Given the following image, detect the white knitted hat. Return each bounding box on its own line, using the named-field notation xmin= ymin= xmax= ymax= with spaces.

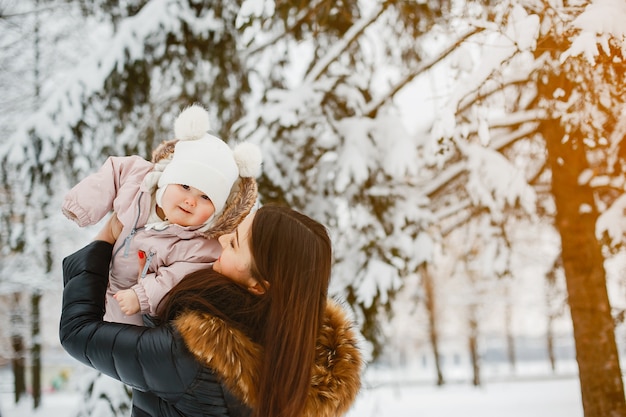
xmin=156 ymin=104 xmax=262 ymax=217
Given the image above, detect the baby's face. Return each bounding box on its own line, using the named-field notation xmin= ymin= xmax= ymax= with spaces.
xmin=159 ymin=184 xmax=215 ymax=227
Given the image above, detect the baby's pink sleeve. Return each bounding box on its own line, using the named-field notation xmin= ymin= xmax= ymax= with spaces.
xmin=62 ymin=155 xmax=147 ymax=226
xmin=132 ymin=261 xmax=212 ymax=316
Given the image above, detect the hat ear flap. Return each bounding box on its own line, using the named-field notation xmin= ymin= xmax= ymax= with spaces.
xmin=175 ymin=104 xmax=210 ymax=140
xmin=151 ymin=139 xmax=178 ymax=163
xmin=233 ymin=142 xmax=262 ymax=178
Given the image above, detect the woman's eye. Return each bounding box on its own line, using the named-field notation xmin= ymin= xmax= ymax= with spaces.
xmin=229 ymin=238 xmax=235 ymax=248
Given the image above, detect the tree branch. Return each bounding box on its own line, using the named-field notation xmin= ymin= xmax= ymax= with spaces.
xmin=304 ymin=3 xmax=389 ymax=83
xmin=365 ymin=26 xmax=485 ymax=118
xmin=456 ymin=55 xmax=548 ymax=114
xmin=423 ymin=120 xmax=541 ymax=199
xmin=244 ymin=0 xmax=328 ymax=58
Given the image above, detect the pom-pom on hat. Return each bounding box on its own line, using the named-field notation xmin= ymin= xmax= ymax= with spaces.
xmin=157 ymin=104 xmax=262 ymax=217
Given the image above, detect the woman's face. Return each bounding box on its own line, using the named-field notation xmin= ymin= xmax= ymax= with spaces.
xmin=214 ymin=212 xmax=256 ymax=289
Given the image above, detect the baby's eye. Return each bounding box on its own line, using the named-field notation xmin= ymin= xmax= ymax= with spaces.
xmin=201 ymin=195 xmax=211 ymax=201
xmin=181 ymin=184 xmax=190 ymax=190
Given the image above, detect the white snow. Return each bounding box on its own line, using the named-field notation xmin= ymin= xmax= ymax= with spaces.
xmin=561 ymin=0 xmax=626 ymax=64
xmin=0 ymin=368 xmax=583 ymax=417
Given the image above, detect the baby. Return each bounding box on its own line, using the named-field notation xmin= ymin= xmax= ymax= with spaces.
xmin=62 ymin=104 xmax=262 ymax=325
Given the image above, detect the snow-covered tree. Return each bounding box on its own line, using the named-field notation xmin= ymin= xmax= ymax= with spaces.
xmin=0 ymin=0 xmax=255 ymax=289
xmin=234 ymin=0 xmax=459 ymax=357
xmin=535 ymin=1 xmax=626 ymax=414
xmin=417 ymin=1 xmax=626 ymax=415
xmin=0 ymin=0 xmax=96 ymax=406
xmin=0 ymin=1 xmax=252 ymax=414
xmin=238 ymin=0 xmax=626 ymax=413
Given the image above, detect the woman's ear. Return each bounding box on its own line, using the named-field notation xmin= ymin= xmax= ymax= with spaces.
xmin=247 ymin=279 xmax=270 ymax=295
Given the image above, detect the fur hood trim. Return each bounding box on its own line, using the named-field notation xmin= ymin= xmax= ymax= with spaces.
xmin=174 ymin=299 xmax=363 ymax=417
xmin=151 ymin=139 xmax=257 ymax=239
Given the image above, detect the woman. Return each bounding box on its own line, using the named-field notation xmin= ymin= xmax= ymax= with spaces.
xmin=60 ymin=205 xmax=363 ymax=417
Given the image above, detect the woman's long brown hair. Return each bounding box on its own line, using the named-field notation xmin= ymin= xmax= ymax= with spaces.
xmin=159 ymin=205 xmax=332 ymax=417
xmin=158 ymin=269 xmax=268 ymax=343
xmin=249 ymin=205 xmax=331 ymax=417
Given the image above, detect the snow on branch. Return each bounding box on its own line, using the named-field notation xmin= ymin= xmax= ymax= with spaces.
xmin=365 ymin=26 xmax=485 ymax=118
xmin=0 ymin=0 xmax=178 ymax=180
xmin=424 ymin=119 xmax=540 ymax=199
xmin=456 ymin=57 xmax=546 ymax=114
xmin=422 ymin=161 xmax=466 ymax=198
xmin=560 ymin=0 xmax=626 ymax=65
xmin=304 ymin=2 xmax=388 ymax=83
xmin=437 ymin=5 xmax=540 ymax=131
xmin=353 ymin=258 xmax=402 ymax=309
xmin=425 ymin=121 xmax=541 ymax=227
xmin=242 ymin=0 xmax=327 ymax=57
xmin=489 ymin=120 xmax=541 ymax=149
xmin=434 ymin=199 xmax=472 ymax=224
xmin=597 ymin=193 xmax=626 ymax=246
xmin=462 ymin=142 xmax=537 ymax=222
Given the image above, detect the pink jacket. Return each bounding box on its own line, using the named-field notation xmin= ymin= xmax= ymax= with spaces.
xmin=63 ymin=150 xmax=258 ymax=325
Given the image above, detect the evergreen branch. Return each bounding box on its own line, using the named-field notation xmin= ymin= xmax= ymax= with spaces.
xmin=0 ymin=4 xmax=70 ymax=20
xmin=244 ymin=0 xmax=328 ymax=57
xmin=304 ymin=2 xmax=389 ymax=83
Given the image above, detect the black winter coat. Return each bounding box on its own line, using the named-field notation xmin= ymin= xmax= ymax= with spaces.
xmin=59 ymin=240 xmax=249 ymax=417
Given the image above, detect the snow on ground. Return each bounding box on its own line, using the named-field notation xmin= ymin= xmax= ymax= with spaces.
xmin=348 ymin=377 xmax=582 ymax=417
xmin=0 ymin=372 xmax=583 ymax=417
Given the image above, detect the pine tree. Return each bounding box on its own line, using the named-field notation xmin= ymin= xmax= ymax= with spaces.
xmin=235 ymin=0 xmax=457 ymax=357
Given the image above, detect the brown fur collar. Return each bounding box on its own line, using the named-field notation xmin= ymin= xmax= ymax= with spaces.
xmin=151 ymin=139 xmax=258 ymax=240
xmin=174 ymin=299 xmax=364 ymax=417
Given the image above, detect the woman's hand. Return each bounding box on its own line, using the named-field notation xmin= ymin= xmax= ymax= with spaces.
xmin=114 ymin=289 xmax=141 ymax=315
xmin=94 ymin=213 xmax=123 ymax=244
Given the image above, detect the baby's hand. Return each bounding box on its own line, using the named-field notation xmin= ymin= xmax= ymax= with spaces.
xmin=114 ymin=289 xmax=140 ymax=315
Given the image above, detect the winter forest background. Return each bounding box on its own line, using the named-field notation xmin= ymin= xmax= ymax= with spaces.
xmin=1 ymin=0 xmax=626 ymax=416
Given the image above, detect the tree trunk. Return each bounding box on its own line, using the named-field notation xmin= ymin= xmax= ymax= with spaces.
xmin=505 ymin=301 xmax=516 ymax=373
xmin=11 ymin=335 xmax=26 ymax=404
xmin=31 ymin=291 xmax=42 ymax=409
xmin=421 ymin=264 xmax=445 ymax=385
xmin=546 ymin=316 xmax=556 ymax=373
xmin=468 ymin=306 xmax=480 ymax=386
xmin=545 ymin=267 xmax=559 ymax=373
xmin=10 ymin=293 xmax=26 ymax=403
xmin=31 ymin=1 xmax=42 ymax=409
xmin=543 ymin=116 xmax=626 ymax=416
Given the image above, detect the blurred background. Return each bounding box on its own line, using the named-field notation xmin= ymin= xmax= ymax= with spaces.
xmin=1 ymin=1 xmax=626 ymax=416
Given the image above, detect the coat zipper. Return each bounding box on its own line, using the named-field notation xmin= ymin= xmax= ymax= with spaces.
xmin=113 ymin=192 xmax=145 ymax=260
xmin=140 ymin=251 xmax=155 ymax=279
